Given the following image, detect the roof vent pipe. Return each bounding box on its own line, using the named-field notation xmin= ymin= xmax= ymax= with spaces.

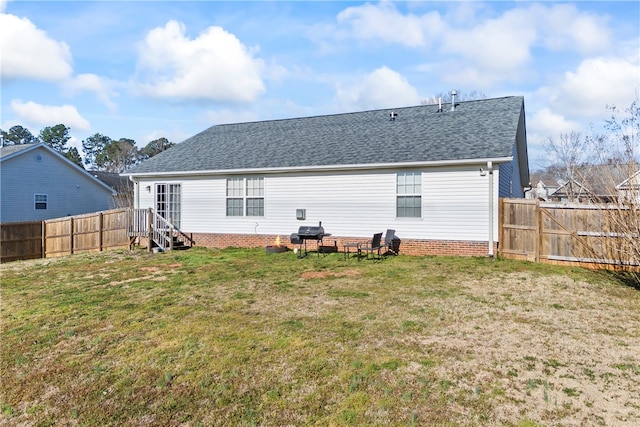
xmin=437 ymin=97 xmax=443 ymax=113
xmin=450 ymin=90 xmax=457 ymax=111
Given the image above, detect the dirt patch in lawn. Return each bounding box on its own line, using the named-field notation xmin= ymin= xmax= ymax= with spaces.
xmin=301 ymin=269 xmax=361 ymax=279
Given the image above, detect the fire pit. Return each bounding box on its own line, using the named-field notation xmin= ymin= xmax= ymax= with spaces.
xmin=266 ymin=236 xmax=290 ymax=253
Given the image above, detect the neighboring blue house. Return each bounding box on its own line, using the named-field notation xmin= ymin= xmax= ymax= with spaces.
xmin=0 ymin=143 xmax=115 ymax=223
xmin=123 ymin=96 xmax=530 ymax=256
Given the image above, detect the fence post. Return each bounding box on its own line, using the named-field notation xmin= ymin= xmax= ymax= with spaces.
xmin=535 ymin=200 xmax=542 ymax=263
xmin=98 ymin=212 xmax=104 ymax=252
xmin=147 ymin=208 xmax=153 ymax=252
xmin=42 ymin=220 xmax=46 ymax=259
xmin=69 ymin=217 xmax=74 ymax=255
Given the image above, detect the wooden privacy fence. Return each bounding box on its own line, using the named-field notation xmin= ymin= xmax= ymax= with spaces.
xmin=0 ymin=221 xmax=43 ymax=263
xmin=499 ymin=198 xmax=639 ymax=270
xmin=43 ymin=209 xmax=132 ymax=258
xmin=1 ymin=210 xmax=135 ymax=263
xmin=2 ymin=208 xmax=193 ymax=262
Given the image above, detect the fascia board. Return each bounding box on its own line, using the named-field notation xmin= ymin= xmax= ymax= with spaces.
xmin=122 ymin=157 xmax=513 ymax=179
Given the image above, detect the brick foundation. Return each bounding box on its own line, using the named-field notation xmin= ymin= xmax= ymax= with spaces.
xmin=189 ymin=232 xmax=496 ymax=257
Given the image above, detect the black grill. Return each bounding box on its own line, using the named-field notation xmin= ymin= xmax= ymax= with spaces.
xmin=290 ymin=222 xmax=331 ymax=257
xmin=296 ymin=225 xmax=326 ymax=239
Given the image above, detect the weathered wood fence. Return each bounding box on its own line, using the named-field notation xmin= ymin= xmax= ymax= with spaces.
xmin=1 ymin=209 xmax=134 ymax=262
xmin=43 ymin=209 xmax=132 ymax=258
xmin=0 ymin=221 xmax=43 ymax=262
xmin=499 ymin=198 xmax=639 ymax=270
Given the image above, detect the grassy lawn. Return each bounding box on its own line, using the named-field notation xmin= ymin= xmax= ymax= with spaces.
xmin=1 ymin=247 xmax=639 ymax=426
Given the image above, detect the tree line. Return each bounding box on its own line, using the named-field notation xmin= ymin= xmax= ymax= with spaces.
xmin=0 ymin=124 xmax=174 ymax=173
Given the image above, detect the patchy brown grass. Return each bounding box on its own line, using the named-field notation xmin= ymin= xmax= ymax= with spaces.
xmin=1 ymin=248 xmax=638 ymax=426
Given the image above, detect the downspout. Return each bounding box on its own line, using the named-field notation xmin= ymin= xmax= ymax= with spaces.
xmin=487 ymin=161 xmax=494 ymax=257
xmin=129 ymin=175 xmax=139 ymax=209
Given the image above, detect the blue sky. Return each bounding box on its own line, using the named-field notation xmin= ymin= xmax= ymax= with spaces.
xmin=1 ymin=1 xmax=638 ymax=170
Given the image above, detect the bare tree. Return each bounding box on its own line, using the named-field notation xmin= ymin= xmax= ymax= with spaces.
xmin=541 ymin=131 xmax=595 ymax=202
xmin=585 ymin=95 xmax=640 ymax=284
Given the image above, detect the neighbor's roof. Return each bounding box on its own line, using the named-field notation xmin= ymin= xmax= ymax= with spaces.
xmin=0 ymin=143 xmax=37 ymax=160
xmin=1 ymin=143 xmax=115 ymax=194
xmin=92 ymin=171 xmax=133 ymax=191
xmin=125 ymin=96 xmax=526 ymax=175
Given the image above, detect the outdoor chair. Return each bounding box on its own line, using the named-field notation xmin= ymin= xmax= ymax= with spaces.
xmin=358 ymin=232 xmax=383 ymax=260
xmin=382 ymin=229 xmax=396 ymax=255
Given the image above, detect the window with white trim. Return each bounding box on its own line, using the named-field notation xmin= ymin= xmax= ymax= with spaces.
xmin=156 ymin=183 xmax=181 ymax=228
xmin=226 ymin=177 xmax=264 ymax=216
xmin=396 ymin=172 xmax=421 ymax=217
xmin=35 ymin=194 xmax=47 ymax=210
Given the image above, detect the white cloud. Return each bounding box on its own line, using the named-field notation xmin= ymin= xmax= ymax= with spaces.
xmin=539 ymin=4 xmax=611 ymax=54
xmin=0 ymin=0 xmax=8 ymax=14
xmin=526 ymin=53 xmax=639 ymax=170
xmin=335 ymin=66 xmax=421 ymax=110
xmin=64 ymin=74 xmax=119 ymax=111
xmin=330 ymin=2 xmax=616 ymax=91
xmin=542 ymin=56 xmax=640 ymax=118
xmin=444 ymin=8 xmax=536 ymax=74
xmin=134 ymin=20 xmax=266 ymax=102
xmin=10 ymin=100 xmax=91 ymax=131
xmin=336 ymin=1 xmax=445 ymax=48
xmin=529 ymin=108 xmax=582 ymax=136
xmin=0 ymin=13 xmax=73 ymax=81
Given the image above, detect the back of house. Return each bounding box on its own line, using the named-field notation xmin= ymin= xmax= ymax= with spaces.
xmin=124 ymin=96 xmax=530 ymax=256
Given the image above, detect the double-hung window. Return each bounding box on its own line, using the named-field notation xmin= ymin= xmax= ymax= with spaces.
xmin=34 ymin=194 xmax=47 ymax=210
xmin=227 ymin=177 xmax=264 ymax=216
xmin=396 ymin=172 xmax=422 ymax=218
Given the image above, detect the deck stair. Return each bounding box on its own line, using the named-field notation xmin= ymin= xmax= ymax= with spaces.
xmin=128 ymin=208 xmax=194 ymax=252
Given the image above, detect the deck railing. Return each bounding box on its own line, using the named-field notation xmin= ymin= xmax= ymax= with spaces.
xmin=129 ymin=208 xmax=194 ymax=251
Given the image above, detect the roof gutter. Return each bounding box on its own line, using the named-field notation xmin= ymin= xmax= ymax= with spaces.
xmin=122 ymin=156 xmax=513 ymax=179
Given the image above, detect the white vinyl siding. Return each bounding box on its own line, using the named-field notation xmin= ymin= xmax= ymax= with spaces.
xmin=133 ymin=164 xmax=501 ymax=243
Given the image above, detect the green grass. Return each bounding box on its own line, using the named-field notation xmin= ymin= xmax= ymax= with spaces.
xmin=0 ymin=247 xmax=638 ymax=426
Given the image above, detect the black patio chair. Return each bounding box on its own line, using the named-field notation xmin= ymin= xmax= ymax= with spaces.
xmin=382 ymin=229 xmax=396 ymax=255
xmin=358 ymin=232 xmax=383 ymax=260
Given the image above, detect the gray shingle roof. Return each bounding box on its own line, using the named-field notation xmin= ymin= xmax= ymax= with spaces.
xmin=126 ymin=96 xmax=525 ymax=175
xmin=0 ymin=143 xmax=37 ymax=159
xmin=91 ymin=171 xmax=133 ymax=192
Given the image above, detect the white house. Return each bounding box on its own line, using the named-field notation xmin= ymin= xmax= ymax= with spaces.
xmin=123 ymin=96 xmax=530 ymax=256
xmin=0 ymin=143 xmax=115 ymax=223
